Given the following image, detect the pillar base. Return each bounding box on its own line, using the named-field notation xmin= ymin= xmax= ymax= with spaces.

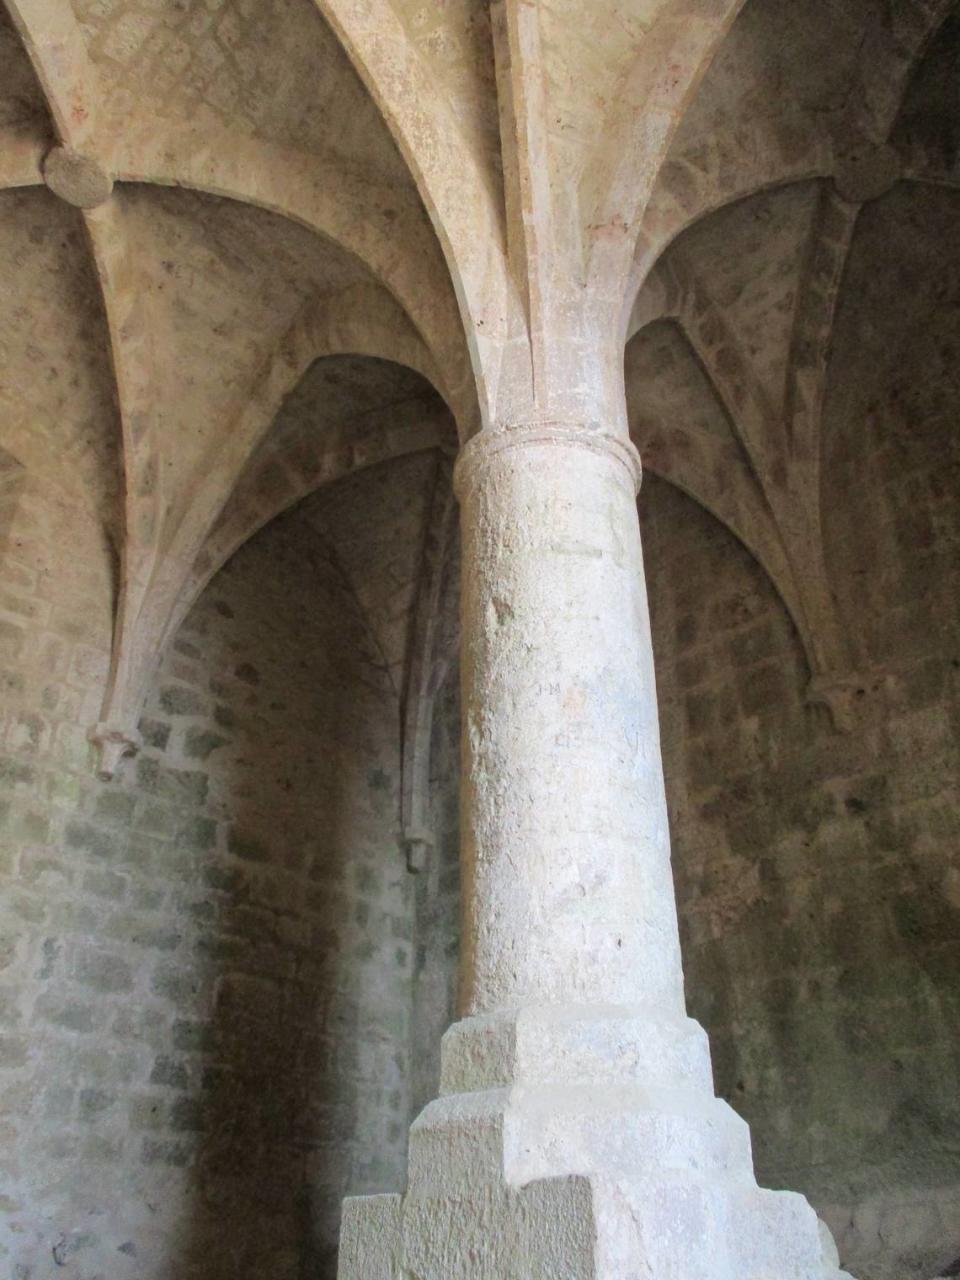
xmin=339 ymin=1007 xmax=855 ymax=1279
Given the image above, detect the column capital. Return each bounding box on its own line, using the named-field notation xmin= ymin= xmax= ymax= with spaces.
xmin=454 ymin=421 xmax=642 ymax=498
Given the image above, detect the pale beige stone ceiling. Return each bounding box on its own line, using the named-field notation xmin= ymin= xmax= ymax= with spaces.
xmin=0 ymin=0 xmax=957 ymax=763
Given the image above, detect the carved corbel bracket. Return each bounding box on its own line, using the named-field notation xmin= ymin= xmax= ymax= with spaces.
xmin=88 ymin=721 xmax=142 ymax=781
xmin=806 ymin=672 xmax=869 ymax=734
xmin=403 ymin=829 xmax=435 ymax=875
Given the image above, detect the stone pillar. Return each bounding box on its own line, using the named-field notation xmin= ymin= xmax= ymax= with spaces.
xmin=440 ymin=423 xmax=711 ymax=1098
xmin=340 ymin=421 xmax=852 ymax=1279
xmin=457 ymin=423 xmax=682 ymax=1018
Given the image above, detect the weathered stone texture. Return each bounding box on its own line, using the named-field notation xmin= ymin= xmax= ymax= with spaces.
xmin=0 ymin=459 xmax=431 ymax=1279
xmin=0 ymin=187 xmax=122 ymax=533
xmin=1 ymin=0 xmax=959 ymax=1275
xmin=0 ymin=4 xmax=47 ymax=131
xmin=410 ymin=657 xmax=461 ymax=1118
xmin=70 ymin=0 xmax=411 ymax=182
xmin=640 ymin=308 xmax=960 ymax=1279
xmin=410 ymin=369 xmax=960 ymax=1278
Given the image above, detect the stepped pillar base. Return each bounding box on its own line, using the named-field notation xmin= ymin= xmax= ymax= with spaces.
xmin=340 ymin=1008 xmax=854 ymax=1280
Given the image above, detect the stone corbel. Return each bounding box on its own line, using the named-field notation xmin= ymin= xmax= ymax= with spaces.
xmin=806 ymin=671 xmax=868 ymax=734
xmin=402 ymin=828 xmax=435 ymax=876
xmin=89 ymin=571 xmax=172 ymax=781
xmin=88 ymin=721 xmax=142 ymax=781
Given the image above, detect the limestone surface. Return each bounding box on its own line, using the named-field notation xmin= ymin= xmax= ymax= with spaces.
xmin=0 ymin=0 xmax=957 ymax=1277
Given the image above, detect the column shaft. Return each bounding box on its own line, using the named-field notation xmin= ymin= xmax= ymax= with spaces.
xmin=455 ymin=422 xmax=685 ymax=1018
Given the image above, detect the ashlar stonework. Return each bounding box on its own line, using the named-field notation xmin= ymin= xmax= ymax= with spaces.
xmin=0 ymin=0 xmax=958 ymax=1277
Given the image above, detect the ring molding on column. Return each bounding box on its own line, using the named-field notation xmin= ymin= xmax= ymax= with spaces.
xmin=453 ymin=421 xmax=643 ymax=498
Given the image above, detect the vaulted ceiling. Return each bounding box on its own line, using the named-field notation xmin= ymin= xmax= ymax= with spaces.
xmin=1 ymin=0 xmax=958 ymax=761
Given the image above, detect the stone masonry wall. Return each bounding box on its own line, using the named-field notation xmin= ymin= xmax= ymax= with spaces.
xmin=3 ymin=376 xmax=955 ymax=1280
xmin=0 ymin=469 xmax=414 ymax=1279
xmin=641 ymin=446 xmax=959 ymax=1278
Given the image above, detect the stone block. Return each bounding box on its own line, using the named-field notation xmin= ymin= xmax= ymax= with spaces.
xmin=74 ymin=948 xmax=134 ymax=994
